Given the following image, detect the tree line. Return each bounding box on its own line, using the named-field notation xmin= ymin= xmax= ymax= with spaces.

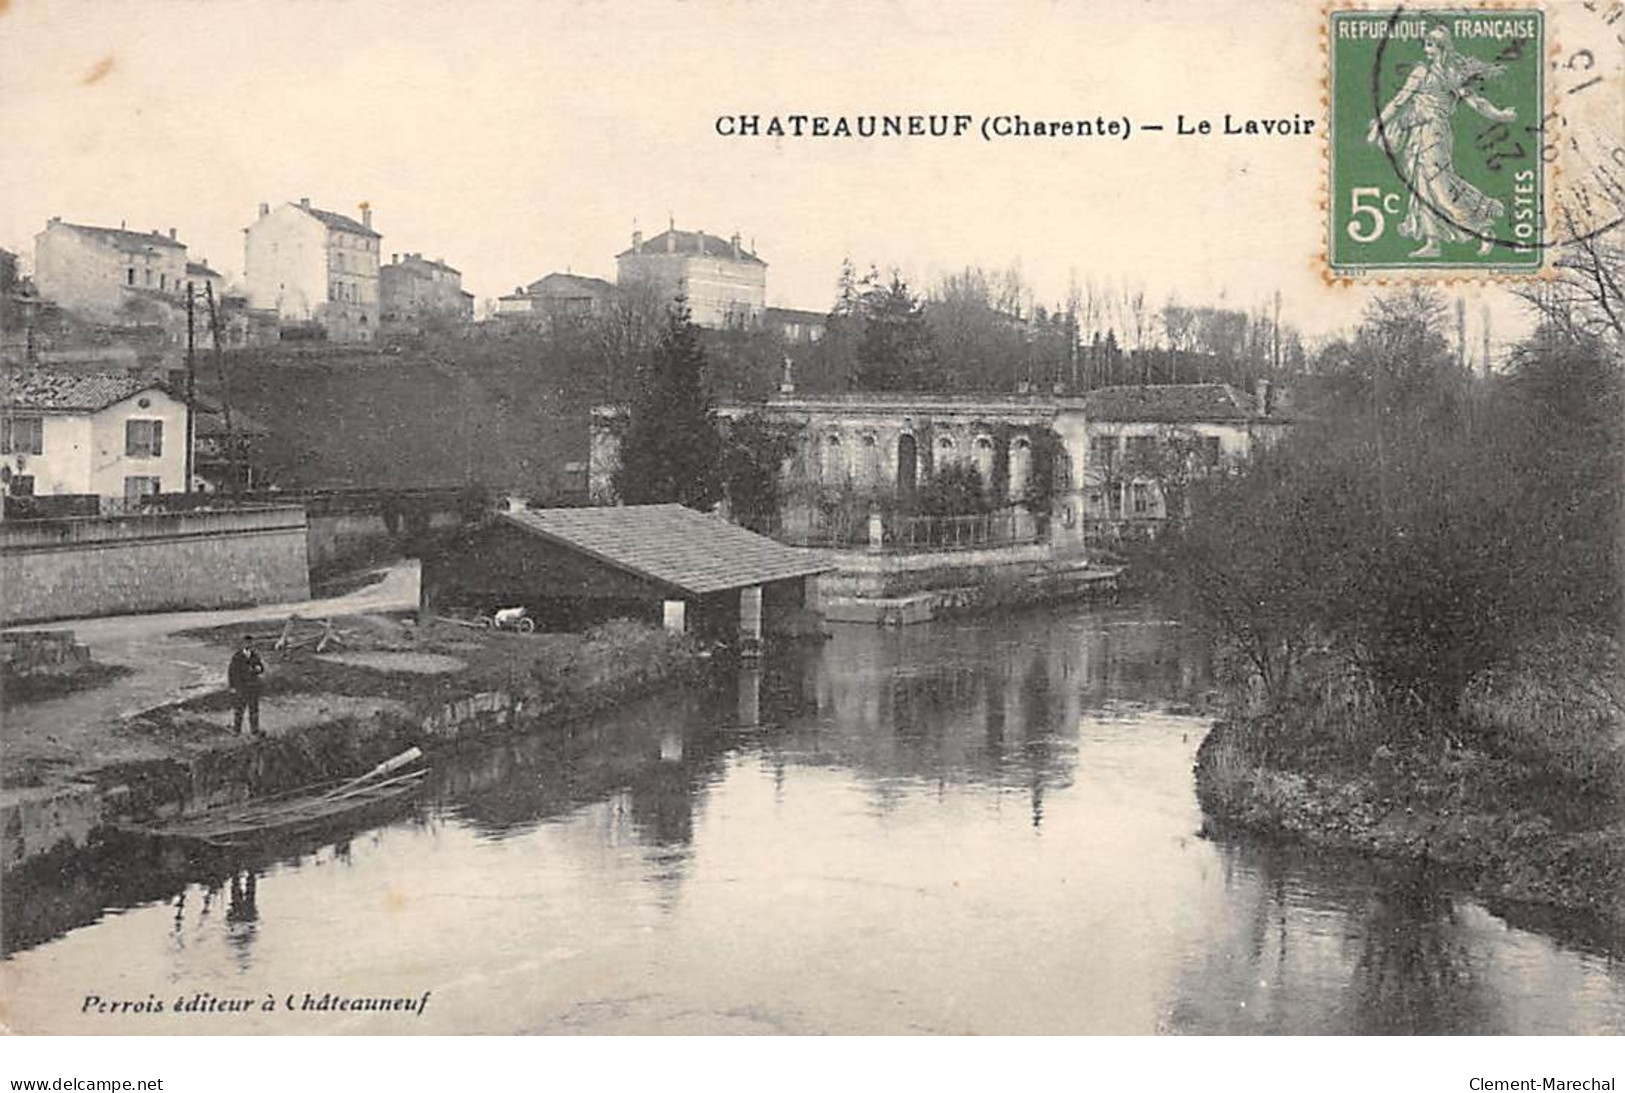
xmin=1154 ymin=260 xmax=1622 ymax=732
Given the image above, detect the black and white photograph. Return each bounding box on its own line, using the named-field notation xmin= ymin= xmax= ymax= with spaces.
xmin=0 ymin=0 xmax=1621 ymax=1072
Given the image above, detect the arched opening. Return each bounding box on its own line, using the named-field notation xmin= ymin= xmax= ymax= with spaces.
xmin=973 ymin=434 xmax=996 ymax=486
xmin=897 ymin=434 xmax=917 ymax=494
xmin=1008 ymin=436 xmax=1032 ymax=500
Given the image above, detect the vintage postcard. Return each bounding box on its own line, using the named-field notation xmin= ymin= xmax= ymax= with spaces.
xmin=1 ymin=0 xmax=1622 ymax=1060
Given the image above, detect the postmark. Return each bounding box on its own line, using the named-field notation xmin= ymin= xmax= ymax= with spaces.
xmin=1329 ymin=7 xmax=1546 ymax=275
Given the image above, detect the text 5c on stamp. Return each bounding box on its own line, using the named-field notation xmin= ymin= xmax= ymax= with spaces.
xmin=1328 ymin=8 xmax=1544 ymax=275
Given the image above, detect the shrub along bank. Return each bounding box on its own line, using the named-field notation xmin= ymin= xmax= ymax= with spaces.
xmin=1194 ymin=631 xmax=1625 ymax=923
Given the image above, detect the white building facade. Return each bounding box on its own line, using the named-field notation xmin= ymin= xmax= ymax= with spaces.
xmin=33 ymin=219 xmax=190 ymax=320
xmin=616 ymin=225 xmax=766 ymax=329
xmin=2 ymin=372 xmax=188 ymax=502
xmin=244 ymin=199 xmax=382 ymax=342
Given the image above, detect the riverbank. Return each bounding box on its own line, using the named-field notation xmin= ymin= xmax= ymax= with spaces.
xmin=1193 ymin=637 xmax=1625 ymax=927
xmin=1 ymin=611 xmax=705 ymax=869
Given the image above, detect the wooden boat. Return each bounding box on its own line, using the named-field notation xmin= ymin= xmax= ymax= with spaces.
xmin=128 ymin=748 xmax=428 ymax=849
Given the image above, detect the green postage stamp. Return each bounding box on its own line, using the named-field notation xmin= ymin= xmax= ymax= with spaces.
xmin=1328 ymin=8 xmax=1544 ymax=275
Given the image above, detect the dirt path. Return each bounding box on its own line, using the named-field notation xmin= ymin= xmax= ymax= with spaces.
xmin=1 ymin=562 xmax=421 ymax=791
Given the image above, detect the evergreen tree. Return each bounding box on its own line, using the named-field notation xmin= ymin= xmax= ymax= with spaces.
xmin=613 ymin=304 xmax=723 ymax=509
xmin=852 ymin=272 xmax=939 ymax=391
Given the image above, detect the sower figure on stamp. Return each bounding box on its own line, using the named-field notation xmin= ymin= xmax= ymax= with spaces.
xmin=1366 ymin=25 xmax=1517 ymax=258
xmin=228 ymin=634 xmax=266 ymax=736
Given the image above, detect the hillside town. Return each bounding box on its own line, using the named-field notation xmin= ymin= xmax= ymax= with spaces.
xmin=3 ymin=186 xmax=1622 ymax=1040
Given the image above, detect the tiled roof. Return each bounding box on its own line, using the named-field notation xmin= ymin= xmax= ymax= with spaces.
xmin=501 ymin=503 xmax=831 ymax=596
xmin=55 ymin=222 xmax=186 ymax=252
xmin=617 ymin=230 xmax=766 ymax=266
xmin=529 ymin=272 xmax=614 ymax=295
xmin=765 ymin=306 xmax=828 ymax=324
xmin=297 ymin=204 xmax=380 ymax=238
xmin=390 ymin=255 xmax=461 ymax=276
xmin=186 ymin=261 xmax=222 ymax=278
xmin=3 ymin=370 xmax=166 ymax=412
xmin=1082 ymin=384 xmax=1263 ymax=423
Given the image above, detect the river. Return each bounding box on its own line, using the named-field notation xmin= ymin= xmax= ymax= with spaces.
xmin=3 ymin=604 xmax=1622 ymax=1034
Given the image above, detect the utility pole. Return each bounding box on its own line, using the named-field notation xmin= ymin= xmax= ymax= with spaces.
xmin=204 ymin=284 xmax=239 ymax=492
xmin=1455 ymin=296 xmax=1468 ymax=371
xmin=184 ymin=286 xmax=196 ymax=493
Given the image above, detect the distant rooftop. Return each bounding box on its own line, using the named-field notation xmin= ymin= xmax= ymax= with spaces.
xmin=3 ymin=370 xmax=167 ymax=413
xmin=186 ymin=260 xmax=222 ymax=278
xmin=617 ymin=229 xmax=765 ymax=266
xmin=294 ymin=202 xmax=380 ymax=239
xmin=1081 ymin=383 xmax=1267 ymax=423
xmin=389 ymin=253 xmax=460 ymax=276
xmin=48 ymin=220 xmax=186 ymax=252
xmin=764 ymin=306 xmax=828 ymax=324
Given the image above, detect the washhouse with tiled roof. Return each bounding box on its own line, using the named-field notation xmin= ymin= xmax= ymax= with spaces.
xmin=421 ymin=503 xmax=833 ymax=646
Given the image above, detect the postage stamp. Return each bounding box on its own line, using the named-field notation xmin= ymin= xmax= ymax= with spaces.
xmin=1328 ymin=7 xmax=1545 ymax=276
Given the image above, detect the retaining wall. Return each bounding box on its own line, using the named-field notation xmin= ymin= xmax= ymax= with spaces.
xmin=0 ymin=507 xmax=311 ymax=624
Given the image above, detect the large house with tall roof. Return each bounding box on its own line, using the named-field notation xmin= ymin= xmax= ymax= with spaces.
xmin=616 ymin=222 xmax=766 ymax=329
xmin=33 ymin=218 xmax=191 ymax=320
xmin=1 ymin=370 xmax=187 ymax=503
xmin=244 ymin=198 xmax=382 ymax=342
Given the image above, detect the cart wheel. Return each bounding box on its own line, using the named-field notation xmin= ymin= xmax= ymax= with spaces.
xmin=477 ymin=615 xmax=494 ymax=629
xmin=516 ymin=617 xmax=537 ymax=634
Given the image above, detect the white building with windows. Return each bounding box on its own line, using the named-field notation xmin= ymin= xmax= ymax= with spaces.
xmin=244 ymin=198 xmax=382 ymax=342
xmin=2 ymin=371 xmax=187 ymax=503
xmin=33 ymin=219 xmax=190 ymax=320
xmin=616 ymin=223 xmax=766 ymax=329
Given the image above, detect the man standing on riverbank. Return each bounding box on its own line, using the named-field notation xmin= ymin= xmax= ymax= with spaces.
xmin=228 ymin=634 xmax=266 ymax=736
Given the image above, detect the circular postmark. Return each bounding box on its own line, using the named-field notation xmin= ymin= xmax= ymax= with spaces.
xmin=1366 ymin=4 xmax=1623 ymax=256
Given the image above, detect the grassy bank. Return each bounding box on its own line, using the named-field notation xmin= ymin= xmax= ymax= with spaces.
xmin=170 ymin=614 xmax=706 ymax=728
xmin=1194 ymin=632 xmax=1625 ymax=924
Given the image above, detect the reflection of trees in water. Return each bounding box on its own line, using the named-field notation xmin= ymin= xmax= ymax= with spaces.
xmin=1342 ymin=875 xmax=1499 ymax=1034
xmin=1166 ymin=840 xmax=1505 ymax=1033
xmin=433 ymin=688 xmax=735 ymax=908
xmin=754 ymin=604 xmax=1213 ymax=821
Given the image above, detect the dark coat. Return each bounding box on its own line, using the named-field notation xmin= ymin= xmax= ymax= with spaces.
xmin=228 ymin=648 xmax=265 ymax=692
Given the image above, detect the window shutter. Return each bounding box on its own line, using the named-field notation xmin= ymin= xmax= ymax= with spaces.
xmin=152 ymin=420 xmax=163 ymax=457
xmin=126 ymin=420 xmax=138 ymax=457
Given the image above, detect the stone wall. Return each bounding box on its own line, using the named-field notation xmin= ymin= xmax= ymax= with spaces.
xmin=0 ymin=506 xmax=311 ymax=624
xmin=0 ymin=630 xmax=89 ymax=674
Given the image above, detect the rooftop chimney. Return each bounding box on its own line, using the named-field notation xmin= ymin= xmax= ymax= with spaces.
xmin=1254 ymin=378 xmax=1273 ymax=416
xmin=391 ymin=253 xmax=399 ymax=264
xmin=300 ymin=197 xmax=311 ymax=209
xmin=632 ymin=229 xmax=643 ymax=254
xmin=168 ymin=227 xmax=177 ymax=240
xmin=361 ymin=203 xmax=372 ymax=230
xmin=730 ymin=232 xmax=741 ymax=259
xmin=259 ymin=202 xmax=269 ymax=218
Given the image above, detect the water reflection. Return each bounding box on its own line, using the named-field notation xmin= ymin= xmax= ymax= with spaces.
xmin=3 ymin=603 xmax=1621 ymax=1035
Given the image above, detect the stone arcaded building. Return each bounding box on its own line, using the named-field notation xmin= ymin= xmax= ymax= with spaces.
xmin=381 ymin=253 xmax=474 ymax=327
xmin=33 ymin=219 xmax=190 ymax=320
xmin=591 ymin=381 xmax=1293 ymax=553
xmin=243 ymin=198 xmax=382 ymax=342
xmin=615 ymin=222 xmax=766 ymax=329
